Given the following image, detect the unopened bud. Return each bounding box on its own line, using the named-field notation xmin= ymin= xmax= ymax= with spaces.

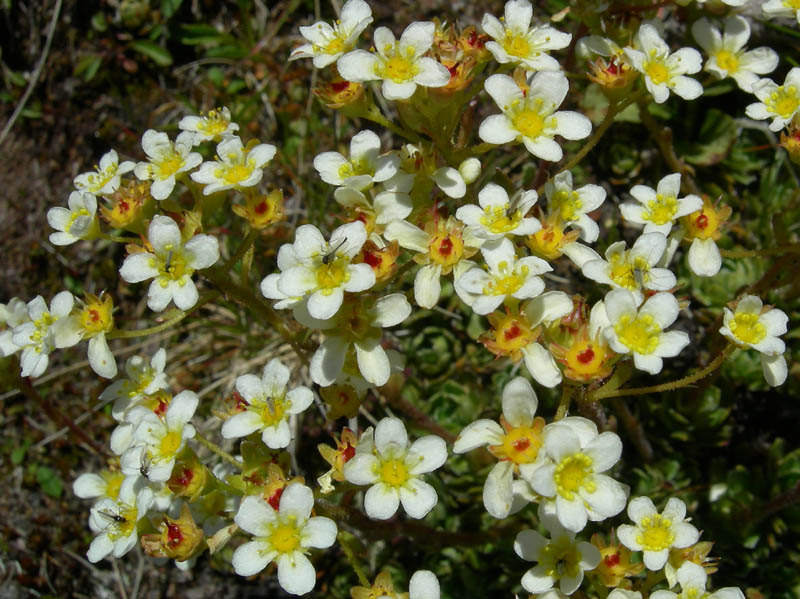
xmin=458 ymin=158 xmax=481 ymax=184
xmin=141 ymin=504 xmax=204 ymax=562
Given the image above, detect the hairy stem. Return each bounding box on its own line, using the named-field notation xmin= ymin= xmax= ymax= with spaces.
xmin=193 ymin=431 xmax=242 ymax=470
xmin=589 ymin=343 xmax=735 ymax=401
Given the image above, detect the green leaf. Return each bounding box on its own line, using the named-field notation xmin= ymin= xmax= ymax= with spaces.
xmin=685 ymin=109 xmax=739 ymax=166
xmin=161 ymin=0 xmax=183 ymax=18
xmin=11 ymin=443 xmax=28 ymax=465
xmin=178 ymin=24 xmax=232 ymax=46
xmin=36 ymin=466 xmax=63 ymax=498
xmin=130 ymin=40 xmax=173 ymax=66
xmin=75 ymin=55 xmax=103 ymax=82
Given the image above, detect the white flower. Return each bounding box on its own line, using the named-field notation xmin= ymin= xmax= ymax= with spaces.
xmin=651 ymin=562 xmax=744 ymax=599
xmin=333 ymin=184 xmax=413 ymax=229
xmin=121 ymin=390 xmax=198 ymax=482
xmin=480 ymin=72 xmax=591 ymax=162
xmin=52 ymin=293 xmax=117 ymax=378
xmin=47 ymin=191 xmax=99 ymax=246
xmin=617 ymin=497 xmax=700 ymax=570
xmin=133 ymin=130 xmax=202 ymax=200
xmin=74 ymin=149 xmax=134 ymax=196
xmin=582 ymin=232 xmax=676 ymax=301
xmin=87 ymin=477 xmax=153 ymax=563
xmin=276 ymin=221 xmax=374 ymax=320
xmin=745 ymin=67 xmax=800 ymax=131
xmin=603 ymin=289 xmax=690 ymax=374
xmin=221 ymin=359 xmax=314 ymax=448
xmin=624 ymin=24 xmax=703 ymax=103
xmin=481 ymin=0 xmax=571 ymax=71
xmin=102 ymin=348 xmax=169 ymax=422
xmin=313 ymin=130 xmax=400 ymax=190
xmin=525 ymin=417 xmax=628 ymax=532
xmin=338 ymin=22 xmax=451 ymax=100
xmin=73 ymin=469 xmax=127 ymax=502
xmin=514 ymin=508 xmax=602 ymax=594
xmin=12 ymin=291 xmax=76 ymax=378
xmin=621 ymin=174 xmax=702 ymax=235
xmin=0 ymin=297 xmax=28 ymax=357
xmin=453 ymin=377 xmax=546 ymax=519
xmin=384 ymin=216 xmax=480 ymax=309
xmin=301 ymin=293 xmax=411 ymax=387
xmin=719 ymin=295 xmax=788 ymax=386
xmin=544 ymin=171 xmax=606 ymax=243
xmin=409 ymin=571 xmax=440 ymax=599
xmin=397 ymin=143 xmax=467 ymax=199
xmin=119 ymin=215 xmax=220 ymax=312
xmin=763 ymin=0 xmax=800 ymax=25
xmin=458 ymin=157 xmax=481 ymax=184
xmin=289 ymin=0 xmax=373 ymax=68
xmin=344 ymin=417 xmax=447 ymax=520
xmin=457 ymin=238 xmax=551 ymax=315
xmin=191 ymin=136 xmax=276 ymax=195
xmin=232 ymin=483 xmax=337 ymax=595
xmin=178 ymin=107 xmax=239 ymax=144
xmin=692 ymin=16 xmax=778 ymax=93
xmin=456 ymin=183 xmax=541 ymax=241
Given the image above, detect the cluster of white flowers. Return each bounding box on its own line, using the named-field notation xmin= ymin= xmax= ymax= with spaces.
xmin=4 ymin=0 xmax=791 ymax=597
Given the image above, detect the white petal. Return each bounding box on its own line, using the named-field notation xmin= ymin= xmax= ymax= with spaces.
xmin=88 ymin=335 xmax=117 ymax=378
xmin=453 ymin=419 xmax=504 ymax=453
xmin=406 ymin=436 xmax=447 ymax=474
xmin=355 ymin=337 xmax=391 ymax=386
xmin=364 ymin=483 xmax=400 ymax=519
xmin=414 ymin=263 xmax=443 ymax=309
xmin=375 ymin=416 xmax=408 ymax=455
xmin=399 ymin=478 xmax=438 ymax=518
xmin=277 ymin=552 xmax=317 ymax=595
xmin=483 ymin=461 xmax=515 ymax=519
xmin=301 ymin=516 xmax=337 ymax=549
xmin=501 ymin=377 xmax=538 ymax=427
xmin=409 ymin=570 xmax=440 ymax=599
xmin=233 ymin=540 xmax=274 ymax=576
xmin=222 ymin=410 xmax=263 ymax=439
xmin=235 ymin=496 xmax=276 ymax=536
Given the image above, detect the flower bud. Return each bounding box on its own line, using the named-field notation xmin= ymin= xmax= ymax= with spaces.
xmin=141 ymin=504 xmax=204 ymax=561
xmin=232 ymin=189 xmax=285 ymax=230
xmin=458 ymin=158 xmax=481 ymax=184
xmin=356 ymin=240 xmax=400 ymax=286
xmin=781 ymin=127 xmax=800 ymax=165
xmin=315 ymin=73 xmax=368 ymax=114
xmin=101 ymin=180 xmax=153 ymax=234
xmin=167 ymin=450 xmax=210 ymax=501
xmin=589 ymin=534 xmax=644 ymax=587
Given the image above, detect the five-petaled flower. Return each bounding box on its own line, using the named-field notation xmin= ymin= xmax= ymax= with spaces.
xmin=119 ymin=215 xmax=220 ymax=312
xmin=344 ymin=417 xmax=447 ymax=520
xmin=232 ymin=482 xmax=337 ymax=595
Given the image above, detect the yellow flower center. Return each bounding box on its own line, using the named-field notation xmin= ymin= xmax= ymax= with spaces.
xmin=484 ymin=313 xmax=538 ymax=359
xmin=728 ymin=312 xmax=766 ymax=345
xmin=157 ymin=152 xmax=185 ymax=178
xmin=480 ymin=205 xmax=522 ymax=234
xmin=512 ymin=106 xmax=546 ymax=139
xmin=539 ymin=536 xmax=583 ymax=579
xmin=80 ymin=295 xmax=114 ymax=336
xmin=644 ymin=193 xmax=678 ymax=225
xmin=636 ymin=514 xmax=675 ymax=551
xmin=379 ymin=46 xmax=418 ymax=83
xmin=217 ymin=162 xmax=254 ymax=186
xmin=338 ymin=157 xmax=371 ymax=180
xmin=615 ymin=313 xmax=661 ymax=355
xmin=31 ymin=312 xmax=54 ymax=344
xmin=768 ymin=86 xmax=800 ymax=118
xmin=325 ymin=37 xmax=346 ymax=55
xmin=714 ymin=50 xmax=739 ymax=73
xmin=551 ymin=189 xmax=582 ymax=222
xmin=554 ymin=453 xmax=595 ymax=500
xmin=105 ymin=506 xmax=138 ymax=541
xmin=197 ymin=111 xmax=230 ymax=137
xmin=784 ymin=0 xmax=800 ymax=9
xmin=378 ymin=458 xmax=410 ymax=488
xmin=498 ymin=424 xmax=544 ymax=465
xmin=269 ymin=521 xmax=302 ymax=554
xmin=155 ymin=249 xmax=191 ymax=284
xmin=483 ymin=261 xmax=529 ymax=296
xmin=644 ymin=59 xmax=670 ymax=86
xmin=253 ymin=396 xmax=289 ymax=428
xmin=502 ymin=32 xmax=531 ymax=58
xmin=159 ymin=431 xmax=183 ymax=458
xmin=609 ymin=254 xmax=639 ymax=290
xmin=315 ymin=257 xmax=351 ymax=293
